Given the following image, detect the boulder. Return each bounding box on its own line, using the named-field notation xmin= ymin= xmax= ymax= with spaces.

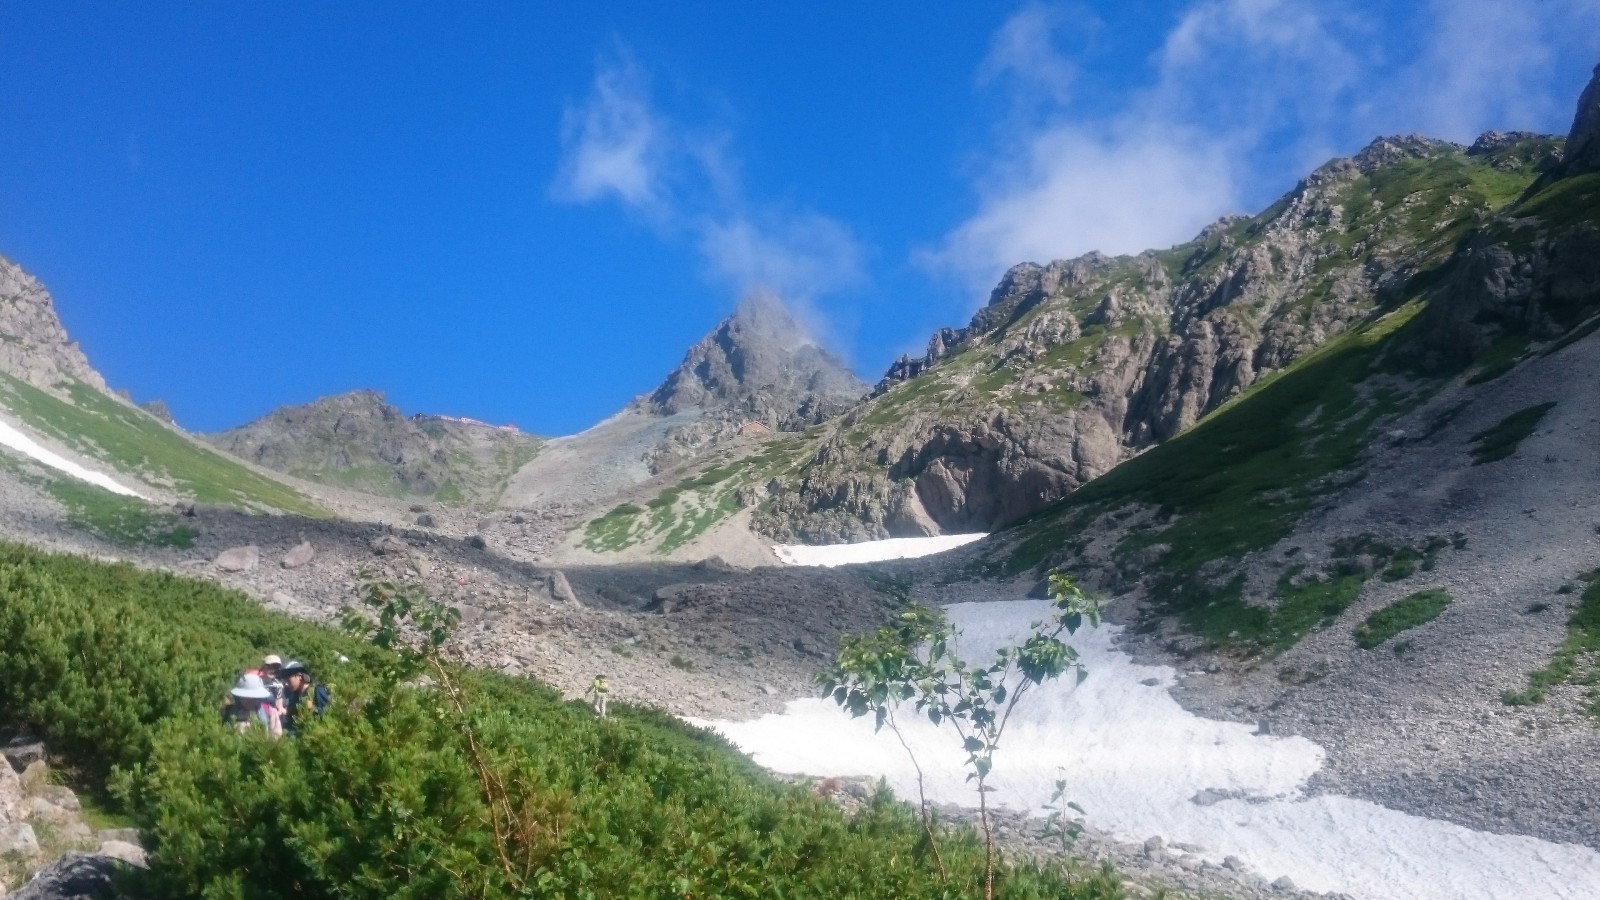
xmin=465 ymin=535 xmax=488 ymax=551
xmin=528 ymin=571 xmax=578 ymax=605
xmin=407 ymin=554 xmax=432 ymax=577
xmin=414 ymin=514 xmax=436 ymax=528
xmin=0 ymin=823 xmax=38 ymax=857
xmin=35 ymin=785 xmax=78 ymax=812
xmin=213 ymin=545 xmax=259 ymax=572
xmin=9 ymin=851 xmax=136 ymax=900
xmin=92 ymin=830 xmax=139 ymax=847
xmin=370 ymin=534 xmax=409 ymax=556
xmin=3 ymin=736 xmax=46 ymax=772
xmin=280 ymin=541 xmax=314 ymax=569
xmin=93 ymin=841 xmax=145 ymax=868
xmin=25 ymin=797 xmax=72 ymax=824
xmin=0 ymin=756 xmax=21 ymax=821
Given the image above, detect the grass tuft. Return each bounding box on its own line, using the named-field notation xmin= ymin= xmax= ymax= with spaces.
xmin=1354 ymin=588 xmax=1453 ymax=649
xmin=1470 ymin=402 xmax=1555 ymax=465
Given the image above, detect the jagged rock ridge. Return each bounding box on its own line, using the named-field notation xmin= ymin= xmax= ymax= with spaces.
xmin=756 ymin=124 xmax=1583 ymax=542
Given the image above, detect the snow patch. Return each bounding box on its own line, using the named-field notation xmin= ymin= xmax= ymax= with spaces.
xmin=774 ymin=533 xmax=986 ymax=567
xmin=719 ymin=536 xmax=1600 ymax=900
xmin=0 ymin=418 xmax=145 ymax=499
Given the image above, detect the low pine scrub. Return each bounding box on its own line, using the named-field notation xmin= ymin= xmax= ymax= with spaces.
xmin=0 ymin=541 xmax=1122 ymax=899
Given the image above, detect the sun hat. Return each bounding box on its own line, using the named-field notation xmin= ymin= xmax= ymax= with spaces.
xmin=231 ymin=672 xmax=273 ymax=700
xmin=262 ymin=654 xmax=283 ymax=667
xmin=280 ymin=660 xmax=310 ymax=678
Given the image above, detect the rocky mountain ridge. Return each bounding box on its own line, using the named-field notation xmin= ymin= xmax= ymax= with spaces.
xmin=203 ymin=389 xmax=542 ymax=507
xmin=750 ymin=128 xmax=1573 ymax=542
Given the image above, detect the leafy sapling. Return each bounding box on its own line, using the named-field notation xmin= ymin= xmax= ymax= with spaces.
xmin=820 ymin=570 xmax=1101 ymax=900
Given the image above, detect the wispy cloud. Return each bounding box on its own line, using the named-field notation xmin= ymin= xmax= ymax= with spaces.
xmin=553 ymin=48 xmax=864 ymax=303
xmin=928 ymin=0 xmax=1599 ymax=297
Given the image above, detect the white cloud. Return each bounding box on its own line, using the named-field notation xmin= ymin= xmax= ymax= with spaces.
xmin=929 ymin=123 xmax=1236 ymax=284
xmin=553 ymin=49 xmax=864 ymax=305
xmin=552 ymin=52 xmax=665 ymax=215
xmin=1373 ymin=0 xmax=1600 ymax=142
xmin=929 ymin=0 xmax=1600 ymax=297
xmin=699 ymin=212 xmax=864 ymax=301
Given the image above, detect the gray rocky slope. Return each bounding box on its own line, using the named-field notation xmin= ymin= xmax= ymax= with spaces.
xmin=203 ymin=389 xmax=542 ymax=506
xmin=753 ymin=130 xmax=1571 ymax=542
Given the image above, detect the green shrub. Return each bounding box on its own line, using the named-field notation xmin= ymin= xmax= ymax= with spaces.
xmin=1471 ymin=402 xmax=1556 ymax=464
xmin=1354 ymin=588 xmax=1453 ymax=649
xmin=0 ymin=541 xmax=1123 ymax=899
xmin=1504 ymin=573 xmax=1600 ymax=715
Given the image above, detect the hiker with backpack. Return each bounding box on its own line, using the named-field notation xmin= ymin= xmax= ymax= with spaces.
xmin=587 ymin=674 xmax=609 ymax=719
xmin=278 ymin=660 xmax=330 ymax=736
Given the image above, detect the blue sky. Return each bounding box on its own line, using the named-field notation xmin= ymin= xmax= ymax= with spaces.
xmin=1 ymin=2 xmax=1596 ymax=435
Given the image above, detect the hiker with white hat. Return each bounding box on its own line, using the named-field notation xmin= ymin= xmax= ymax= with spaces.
xmin=260 ymin=654 xmax=286 ymax=706
xmin=222 ymin=672 xmax=283 ymax=738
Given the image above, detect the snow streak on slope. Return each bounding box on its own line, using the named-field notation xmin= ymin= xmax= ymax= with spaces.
xmin=774 ymin=533 xmax=986 ymax=566
xmin=720 ymin=538 xmax=1600 ymax=900
xmin=0 ymin=418 xmax=145 ymax=498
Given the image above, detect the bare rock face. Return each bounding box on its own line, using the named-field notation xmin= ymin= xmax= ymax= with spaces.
xmin=1563 ymin=62 xmax=1600 ymax=175
xmin=213 ymin=546 xmax=259 ymax=572
xmin=0 ymin=258 xmax=107 ymax=393
xmin=645 ymin=292 xmax=868 ymax=431
xmin=0 ymin=755 xmax=21 ymax=822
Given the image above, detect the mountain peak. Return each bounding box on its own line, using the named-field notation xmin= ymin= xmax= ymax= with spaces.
xmin=645 ymin=293 xmax=866 ymax=429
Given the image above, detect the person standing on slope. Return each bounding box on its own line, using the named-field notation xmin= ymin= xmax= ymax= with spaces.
xmin=278 ymin=660 xmax=330 ymax=736
xmin=587 ymin=674 xmax=609 ymax=719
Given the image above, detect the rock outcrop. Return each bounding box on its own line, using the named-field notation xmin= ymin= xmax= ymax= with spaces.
xmin=0 ymin=258 xmax=107 ymax=394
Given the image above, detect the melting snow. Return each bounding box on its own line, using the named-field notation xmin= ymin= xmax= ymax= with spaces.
xmin=0 ymin=417 xmax=145 ymax=499
xmin=709 ymin=536 xmax=1600 ymax=900
xmin=774 ymin=533 xmax=986 ymax=567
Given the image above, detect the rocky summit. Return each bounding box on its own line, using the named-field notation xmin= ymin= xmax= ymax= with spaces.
xmin=644 ymin=291 xmax=868 ymax=431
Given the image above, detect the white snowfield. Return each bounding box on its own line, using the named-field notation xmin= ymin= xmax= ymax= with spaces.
xmin=721 ymin=537 xmax=1600 ymax=900
xmin=773 ymin=532 xmax=986 ymax=566
xmin=0 ymin=417 xmax=145 ymax=499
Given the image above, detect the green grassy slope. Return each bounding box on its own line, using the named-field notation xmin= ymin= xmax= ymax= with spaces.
xmin=0 ymin=541 xmax=1122 ymax=899
xmin=0 ymin=373 xmax=325 ymax=516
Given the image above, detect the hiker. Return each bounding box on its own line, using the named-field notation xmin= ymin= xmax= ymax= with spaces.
xmin=587 ymin=674 xmax=609 ymax=718
xmin=278 ymin=660 xmax=330 ymax=736
xmin=222 ymin=672 xmax=283 ymax=738
xmin=259 ymin=654 xmax=286 ymax=707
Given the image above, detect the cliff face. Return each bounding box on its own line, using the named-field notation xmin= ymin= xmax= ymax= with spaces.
xmin=755 ymin=132 xmax=1574 ymax=542
xmin=0 ymin=256 xmax=108 ymax=393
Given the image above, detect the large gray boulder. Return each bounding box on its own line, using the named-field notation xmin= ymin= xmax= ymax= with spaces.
xmin=9 ymin=852 xmax=136 ymax=900
xmin=280 ymin=541 xmax=314 ymax=569
xmin=0 ymin=822 xmax=38 ymax=857
xmin=213 ymin=546 xmax=259 ymax=572
xmin=0 ymin=758 xmax=21 ymax=821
